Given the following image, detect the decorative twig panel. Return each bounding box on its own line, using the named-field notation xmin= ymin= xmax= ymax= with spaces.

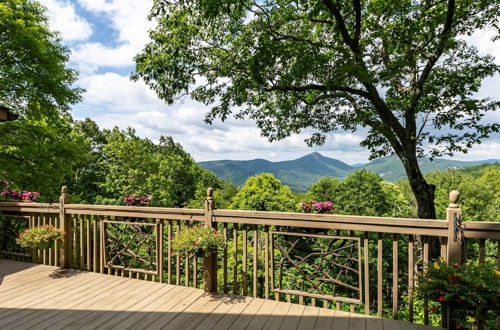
xmin=271 ymin=231 xmax=362 ymax=304
xmin=102 ymin=219 xmax=160 ymax=275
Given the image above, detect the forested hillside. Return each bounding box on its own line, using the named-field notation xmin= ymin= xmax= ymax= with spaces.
xmin=199 ymin=153 xmax=499 ymax=191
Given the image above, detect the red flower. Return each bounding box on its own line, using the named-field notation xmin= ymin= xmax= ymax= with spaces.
xmin=438 ymin=296 xmax=444 ymax=302
xmin=453 ymin=264 xmax=459 ymax=269
xmin=456 ymin=298 xmax=463 ymax=303
xmin=455 ymin=324 xmax=461 ymax=329
xmin=448 ymin=275 xmax=461 ymax=282
xmin=431 ymin=308 xmax=437 ymax=313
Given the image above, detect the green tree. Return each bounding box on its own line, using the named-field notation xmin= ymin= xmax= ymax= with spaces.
xmin=134 ymin=0 xmax=500 ymax=220
xmin=426 ymin=169 xmax=499 ymax=222
xmin=305 ymin=177 xmax=343 ymax=202
xmin=307 ymin=170 xmax=414 ymax=217
xmin=0 ymin=0 xmax=82 ymax=117
xmin=0 ymin=115 xmax=88 ymax=201
xmin=84 ymin=126 xmax=221 ymax=207
xmin=230 ymin=173 xmax=297 ymax=211
xmin=0 ymin=0 xmax=85 ymax=201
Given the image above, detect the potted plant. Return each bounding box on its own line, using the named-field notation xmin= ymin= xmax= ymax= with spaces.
xmin=16 ymin=225 xmax=65 ymax=250
xmin=172 ymin=224 xmax=225 ymax=258
xmin=417 ymin=257 xmax=500 ymax=329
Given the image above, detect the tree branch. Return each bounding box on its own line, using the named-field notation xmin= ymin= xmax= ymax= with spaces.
xmin=406 ymin=0 xmax=456 ymax=123
xmin=264 ymin=84 xmax=370 ymax=98
xmin=352 ymin=0 xmax=361 ymax=41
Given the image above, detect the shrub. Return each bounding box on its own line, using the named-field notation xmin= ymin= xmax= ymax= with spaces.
xmin=123 ymin=195 xmax=152 ymax=206
xmin=417 ymin=258 xmax=500 ymax=329
xmin=16 ymin=225 xmax=64 ymax=249
xmin=171 ymin=225 xmax=225 ymax=257
xmin=299 ymin=201 xmax=335 ymax=214
xmin=0 ymin=190 xmax=40 ymax=202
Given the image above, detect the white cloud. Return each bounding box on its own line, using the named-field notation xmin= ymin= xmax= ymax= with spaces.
xmin=40 ymin=0 xmax=92 ymax=41
xmin=69 ymin=0 xmax=153 ymax=74
xmin=78 ymin=72 xmax=163 ymax=111
xmin=46 ymin=1 xmax=499 ymax=164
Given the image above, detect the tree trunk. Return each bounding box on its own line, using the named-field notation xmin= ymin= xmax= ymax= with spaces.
xmin=399 ymin=153 xmax=436 ymax=219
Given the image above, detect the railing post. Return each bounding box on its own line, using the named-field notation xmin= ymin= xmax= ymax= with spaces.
xmin=203 ymin=187 xmax=217 ymax=292
xmin=445 ymin=190 xmax=463 ymax=329
xmin=59 ymin=186 xmax=70 ymax=269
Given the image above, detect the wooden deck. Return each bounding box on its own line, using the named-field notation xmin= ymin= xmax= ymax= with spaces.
xmin=0 ymin=259 xmax=440 ymax=330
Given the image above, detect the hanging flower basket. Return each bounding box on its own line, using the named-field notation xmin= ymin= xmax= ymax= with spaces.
xmin=16 ymin=225 xmax=64 ymax=250
xmin=172 ymin=224 xmax=225 ymax=258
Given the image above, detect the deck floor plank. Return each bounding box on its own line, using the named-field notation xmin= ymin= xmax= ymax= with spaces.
xmin=0 ymin=260 xmax=443 ymax=330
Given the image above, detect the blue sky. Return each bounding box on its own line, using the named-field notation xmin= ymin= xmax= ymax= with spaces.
xmin=40 ymin=0 xmax=500 ymax=164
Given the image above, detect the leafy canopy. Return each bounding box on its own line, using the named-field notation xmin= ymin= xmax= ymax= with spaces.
xmin=69 ymin=121 xmax=223 ymax=207
xmin=306 ymin=171 xmax=415 ymax=217
xmin=135 ymin=0 xmax=499 ymax=159
xmin=230 ymin=173 xmax=298 ymax=211
xmin=0 ymin=0 xmax=82 ymax=117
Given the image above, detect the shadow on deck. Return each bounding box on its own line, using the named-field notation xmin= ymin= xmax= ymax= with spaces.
xmin=0 ymin=259 xmax=441 ymax=330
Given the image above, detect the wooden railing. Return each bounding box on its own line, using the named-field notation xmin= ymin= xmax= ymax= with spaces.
xmin=1 ymin=186 xmax=499 ymax=329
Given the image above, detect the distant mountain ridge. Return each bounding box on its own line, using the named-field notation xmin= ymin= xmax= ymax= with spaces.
xmin=198 ymin=152 xmax=500 ymax=192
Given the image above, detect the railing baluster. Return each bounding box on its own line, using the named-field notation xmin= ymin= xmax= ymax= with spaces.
xmin=253 ymin=226 xmax=258 ymax=298
xmin=184 ymin=221 xmax=190 ymax=286
xmin=48 ymin=215 xmax=53 ymax=266
xmin=80 ymin=215 xmax=84 ymax=270
xmin=479 ymin=239 xmax=486 ymax=264
xmin=392 ymin=233 xmax=398 ymax=319
xmin=423 ymin=235 xmax=429 ymax=325
xmin=93 ymin=216 xmax=98 ymax=273
xmin=99 ymin=216 xmax=104 ymax=274
xmin=440 ymin=237 xmax=447 ymax=262
xmin=193 ymin=255 xmax=197 ymax=288
xmin=37 ymin=215 xmax=41 ymax=263
xmin=243 ymin=224 xmax=248 ymax=296
xmin=185 ymin=253 xmax=190 ymax=287
xmin=271 ymin=228 xmax=277 ymax=301
xmin=73 ymin=215 xmax=77 ymax=268
xmin=233 ymin=223 xmax=238 ymax=294
xmin=54 ymin=215 xmax=59 ymax=267
xmin=176 ymin=220 xmax=181 ymax=286
xmin=42 ymin=215 xmax=47 ymax=265
xmin=377 ymin=233 xmax=383 ymax=317
xmin=364 ymin=232 xmax=369 ymax=315
xmin=265 ymin=225 xmax=269 ymax=300
xmin=408 ymin=235 xmax=415 ymax=323
xmin=86 ymin=215 xmax=91 ymax=271
xmin=158 ymin=220 xmax=164 ymax=283
xmin=223 ymin=222 xmax=228 ymax=293
xmin=167 ymin=220 xmax=172 ymax=284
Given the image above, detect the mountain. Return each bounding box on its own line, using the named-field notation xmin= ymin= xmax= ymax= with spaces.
xmin=198 ymin=153 xmax=500 ymax=192
xmin=199 ymin=152 xmax=352 ymax=192
xmin=360 ymin=155 xmax=499 ymax=181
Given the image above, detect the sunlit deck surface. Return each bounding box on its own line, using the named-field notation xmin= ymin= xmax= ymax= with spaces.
xmin=0 ymin=259 xmax=441 ymax=330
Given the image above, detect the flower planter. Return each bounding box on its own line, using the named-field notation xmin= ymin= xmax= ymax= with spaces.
xmin=195 ymin=248 xmax=206 ymax=258
xmin=32 ymin=240 xmax=55 ymax=250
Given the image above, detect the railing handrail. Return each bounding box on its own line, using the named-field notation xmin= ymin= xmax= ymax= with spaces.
xmin=1 ymin=201 xmax=499 ymax=239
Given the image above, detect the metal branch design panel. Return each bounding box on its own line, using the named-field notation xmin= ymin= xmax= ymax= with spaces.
xmin=0 ymin=215 xmax=31 ymax=259
xmin=102 ymin=219 xmax=160 ymax=275
xmin=271 ymin=231 xmax=362 ymax=304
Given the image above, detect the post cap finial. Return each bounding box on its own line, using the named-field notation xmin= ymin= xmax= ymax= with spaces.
xmin=61 ymin=186 xmax=68 ymax=195
xmin=449 ymin=190 xmax=459 ymax=208
xmin=207 ymin=187 xmax=214 ymax=198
